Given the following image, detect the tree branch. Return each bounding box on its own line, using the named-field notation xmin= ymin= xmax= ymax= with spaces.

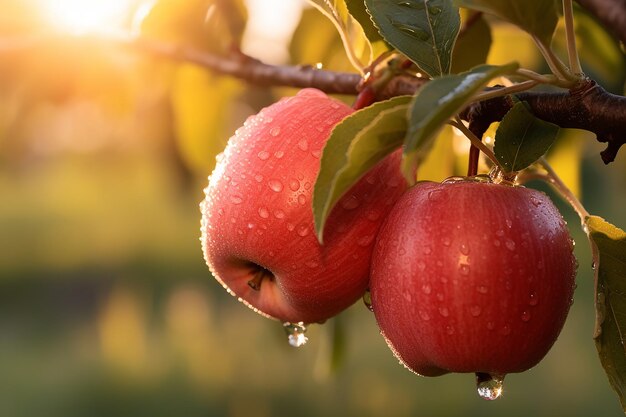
xmin=1 ymin=34 xmax=625 ymax=162
xmin=130 ymin=37 xmax=362 ymax=95
xmin=461 ymin=80 xmax=626 ymax=163
xmin=576 ymin=0 xmax=626 ymax=46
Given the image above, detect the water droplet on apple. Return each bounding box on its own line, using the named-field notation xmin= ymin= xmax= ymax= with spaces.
xmin=273 ymin=209 xmax=285 ymax=219
xmin=423 ymin=246 xmax=432 ymax=255
xmin=476 ymin=373 xmax=504 ymax=400
xmin=427 ymin=189 xmax=444 ymax=202
xmin=288 ymin=178 xmax=300 ymax=191
xmin=366 ymin=210 xmax=381 ymax=221
xmin=530 ymin=197 xmax=542 ymax=207
xmin=529 ymin=291 xmax=539 ymax=306
xmin=362 ymin=289 xmax=374 ymax=311
xmin=269 ymin=126 xmax=281 ymax=137
xmin=283 ymin=322 xmax=308 ymax=347
xmin=493 ymin=239 xmax=501 ymax=247
xmin=495 ymin=229 xmax=505 ymax=237
xmin=297 ymin=194 xmax=307 ymax=205
xmin=476 ymin=285 xmax=488 ymax=294
xmin=357 ymin=235 xmax=375 ymax=247
xmin=459 ymin=264 xmax=470 ymax=276
xmin=500 ymin=324 xmax=512 ymax=336
xmin=287 ymin=223 xmax=295 ymax=232
xmin=298 ymin=139 xmax=309 ymax=151
xmin=268 ymin=179 xmax=283 ymax=192
xmin=230 ymin=195 xmax=243 ymax=204
xmin=296 ymin=224 xmax=310 ymax=237
xmin=460 ymin=243 xmax=470 ymax=255
xmin=258 ymin=207 xmax=269 ymax=219
xmin=438 ymin=307 xmax=449 ymax=317
xmin=521 ymin=310 xmax=532 ymax=322
xmin=442 ymin=237 xmax=451 ymax=246
xmin=470 ymin=305 xmax=482 ymax=317
xmin=274 ymin=150 xmax=284 ymax=159
xmin=305 ymin=260 xmax=319 ymax=268
xmin=442 ymin=176 xmax=466 ymax=184
xmin=311 ymin=150 xmax=321 ymax=158
xmin=255 ymin=174 xmax=264 ymax=182
xmin=421 ymin=284 xmax=432 ymax=294
xmin=264 ymin=116 xmax=274 ymax=124
xmin=505 ymin=219 xmax=513 ymax=228
xmin=445 ymin=325 xmax=455 ymax=335
xmin=418 ymin=310 xmax=430 ymax=321
xmin=257 ymin=150 xmax=270 ymax=160
xmin=504 ymin=239 xmax=516 ymax=251
xmin=340 ymin=195 xmax=360 ymax=210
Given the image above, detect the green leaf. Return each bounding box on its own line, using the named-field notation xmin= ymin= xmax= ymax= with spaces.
xmin=314 ymin=96 xmax=412 ymax=243
xmin=140 ymin=0 xmax=247 ymax=52
xmin=365 ymin=0 xmax=460 ymax=77
xmin=587 ymin=216 xmax=626 ymax=412
xmin=451 ymin=12 xmax=491 ymax=74
xmin=307 ymin=0 xmax=375 ymax=71
xmin=290 ymin=8 xmax=355 ymax=72
xmin=345 ymin=0 xmax=390 ymax=57
xmin=402 ymin=62 xmax=518 ymax=182
xmin=454 ymin=0 xmax=559 ymax=45
xmin=493 ymin=101 xmax=559 ymax=173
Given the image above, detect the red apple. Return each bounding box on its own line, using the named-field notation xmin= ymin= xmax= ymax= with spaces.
xmin=200 ymin=89 xmax=407 ymax=324
xmin=370 ymin=178 xmax=577 ymax=392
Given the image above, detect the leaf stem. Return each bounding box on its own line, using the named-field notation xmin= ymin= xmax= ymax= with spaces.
xmin=309 ymin=2 xmax=366 ymax=74
xmin=563 ymin=0 xmax=584 ymax=75
xmin=473 ymin=80 xmax=540 ymax=102
xmin=519 ymin=157 xmax=590 ymax=226
xmin=515 ymin=69 xmax=558 ymax=84
xmin=450 ymin=117 xmax=499 ymax=167
xmin=532 ymin=36 xmax=576 ymax=83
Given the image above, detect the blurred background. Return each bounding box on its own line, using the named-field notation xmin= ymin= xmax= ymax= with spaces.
xmin=0 ymin=0 xmax=625 ymax=416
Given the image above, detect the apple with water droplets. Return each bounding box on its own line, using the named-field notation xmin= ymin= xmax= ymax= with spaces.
xmin=200 ymin=89 xmax=407 ymax=324
xmin=370 ymin=178 xmax=577 ymax=396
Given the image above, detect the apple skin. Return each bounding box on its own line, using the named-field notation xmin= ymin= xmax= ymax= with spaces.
xmin=200 ymin=89 xmax=407 ymax=324
xmin=370 ymin=179 xmax=577 ymax=377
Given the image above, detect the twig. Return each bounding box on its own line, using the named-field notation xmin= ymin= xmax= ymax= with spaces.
xmin=563 ymin=0 xmax=584 ymax=75
xmin=1 ymin=33 xmax=625 ymax=162
xmin=450 ymin=117 xmax=499 ymax=166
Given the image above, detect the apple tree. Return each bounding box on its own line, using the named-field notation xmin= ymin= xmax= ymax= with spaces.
xmin=177 ymin=0 xmax=626 ymax=410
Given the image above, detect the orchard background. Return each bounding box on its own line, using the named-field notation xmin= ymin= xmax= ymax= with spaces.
xmin=0 ymin=0 xmax=625 ymax=416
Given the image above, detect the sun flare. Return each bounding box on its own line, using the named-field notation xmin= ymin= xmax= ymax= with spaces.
xmin=37 ymin=0 xmax=136 ymax=34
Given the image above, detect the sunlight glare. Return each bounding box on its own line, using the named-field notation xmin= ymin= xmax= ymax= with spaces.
xmin=38 ymin=0 xmax=135 ymax=34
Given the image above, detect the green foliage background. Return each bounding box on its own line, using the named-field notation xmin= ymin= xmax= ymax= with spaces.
xmin=0 ymin=1 xmax=625 ymax=416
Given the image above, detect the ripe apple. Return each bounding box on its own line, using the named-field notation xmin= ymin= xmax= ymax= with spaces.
xmin=200 ymin=89 xmax=407 ymax=324
xmin=370 ymin=178 xmax=577 ymax=386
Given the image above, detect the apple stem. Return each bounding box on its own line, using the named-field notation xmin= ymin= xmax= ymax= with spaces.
xmin=247 ymin=267 xmax=273 ymax=291
xmin=451 ymin=117 xmax=500 ymax=169
xmin=352 ymin=85 xmax=376 ymax=110
xmin=467 ymin=145 xmax=480 ymax=177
